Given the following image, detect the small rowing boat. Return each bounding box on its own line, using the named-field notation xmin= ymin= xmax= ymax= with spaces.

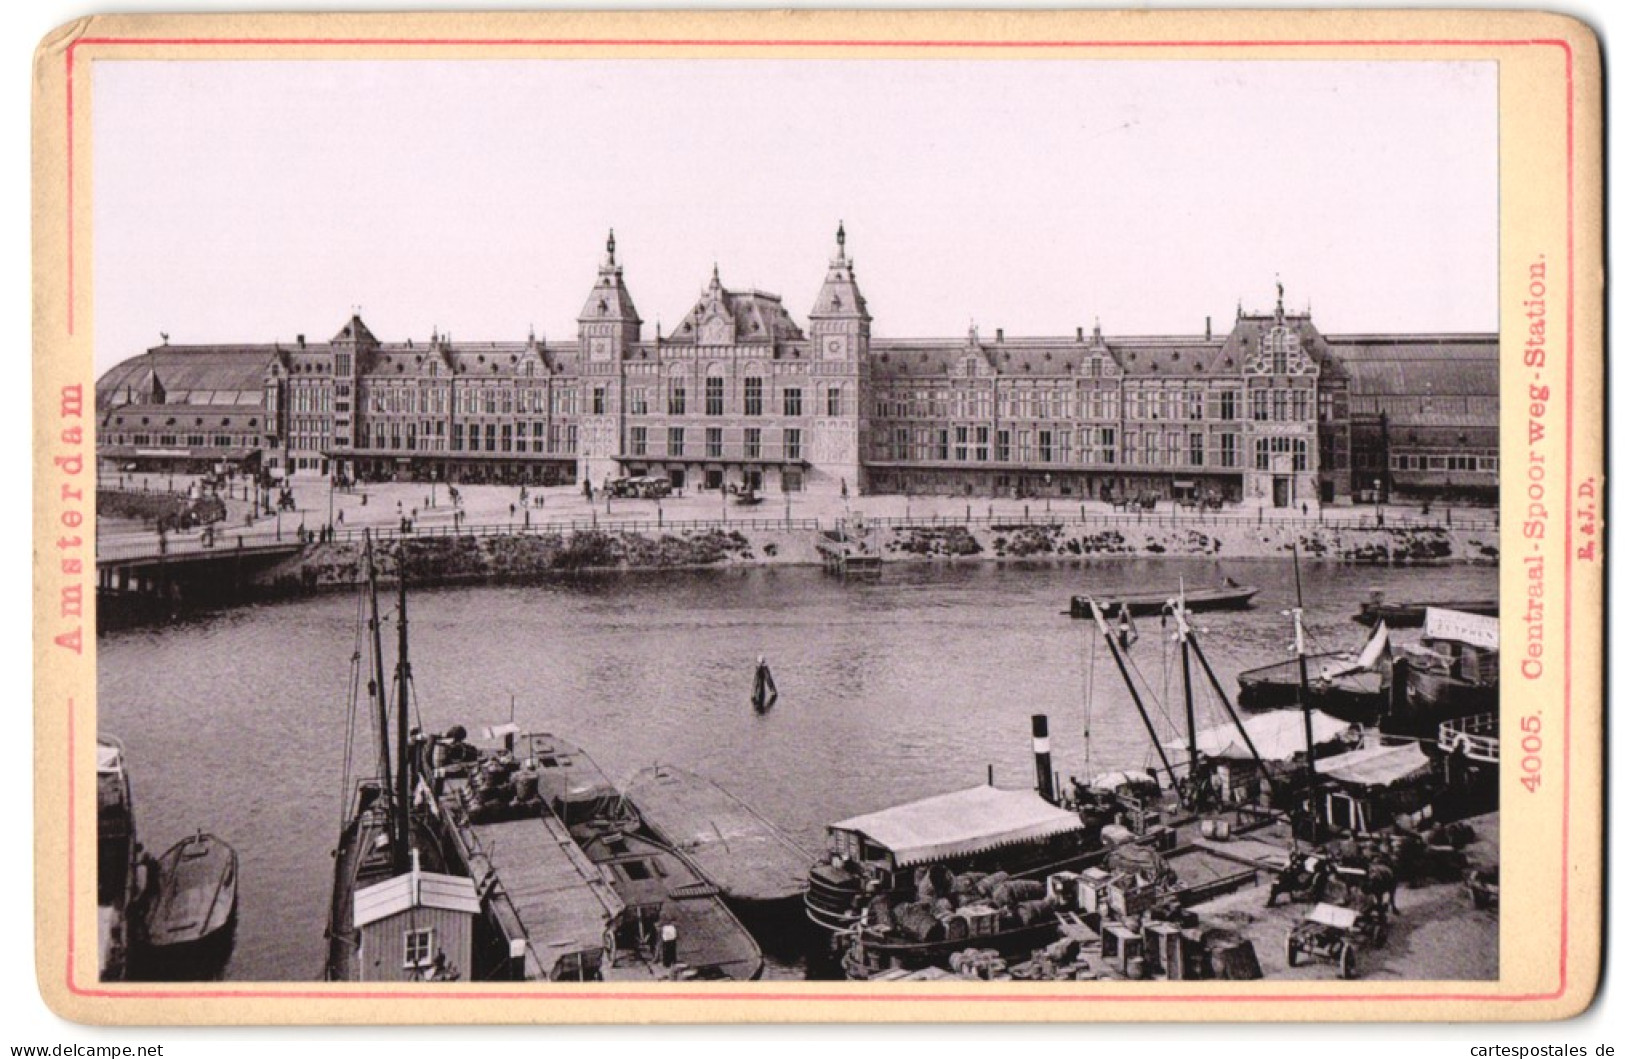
xmin=1069 ymin=583 xmax=1259 ymax=619
xmin=141 ymin=831 xmax=238 ymax=970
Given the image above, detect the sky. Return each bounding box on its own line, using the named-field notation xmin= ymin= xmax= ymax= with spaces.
xmin=91 ymin=59 xmax=1497 ymax=374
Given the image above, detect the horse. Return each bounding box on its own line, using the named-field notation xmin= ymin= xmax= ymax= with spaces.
xmin=1267 ymin=850 xmax=1333 ymax=907
xmin=1333 ymin=858 xmax=1400 ymax=914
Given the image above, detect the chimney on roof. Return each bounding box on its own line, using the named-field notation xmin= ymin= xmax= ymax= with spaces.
xmin=1205 ymin=317 xmax=1212 ymax=340
xmin=1076 ymin=326 xmax=1084 ymax=342
xmin=297 ymin=334 xmax=306 ymax=348
xmin=995 ymin=328 xmax=1004 ymax=343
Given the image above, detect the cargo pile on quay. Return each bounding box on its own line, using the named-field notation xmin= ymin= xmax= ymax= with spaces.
xmin=796 ymin=574 xmax=1500 ymax=982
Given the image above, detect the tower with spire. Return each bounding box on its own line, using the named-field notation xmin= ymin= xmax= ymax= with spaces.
xmin=578 ymin=229 xmax=643 ymax=361
xmin=807 ymin=221 xmax=871 ymax=493
xmin=577 ymin=229 xmax=642 ymax=486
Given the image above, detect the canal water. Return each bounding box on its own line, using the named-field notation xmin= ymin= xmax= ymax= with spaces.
xmin=97 ymin=557 xmax=1496 ymax=981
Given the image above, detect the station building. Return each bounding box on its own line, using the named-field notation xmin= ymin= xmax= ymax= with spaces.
xmin=94 ymin=227 xmax=1499 ymax=507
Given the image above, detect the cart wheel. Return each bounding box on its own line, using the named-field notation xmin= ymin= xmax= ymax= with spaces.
xmin=1285 ymin=938 xmax=1298 ymax=968
xmin=1338 ymin=943 xmax=1358 ymax=980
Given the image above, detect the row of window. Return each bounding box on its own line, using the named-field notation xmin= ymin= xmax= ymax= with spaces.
xmin=628 ymin=426 xmax=804 ymax=461
xmin=614 ymin=382 xmax=845 ymax=418
xmin=873 ymin=426 xmax=1257 ymax=470
xmin=361 ymin=386 xmax=577 ymax=417
xmin=1253 ymin=436 xmax=1311 ymax=473
xmin=289 ymin=386 xmax=333 ymax=414
xmin=109 ymin=433 xmax=245 ymax=448
xmin=1248 ymin=389 xmax=1315 ymax=423
xmin=356 ymin=419 xmax=580 ymax=455
xmin=1390 ymin=453 xmax=1498 ymax=473
xmin=871 ymin=388 xmax=1301 ymax=424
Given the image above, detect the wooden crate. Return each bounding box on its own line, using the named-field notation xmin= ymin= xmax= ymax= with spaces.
xmin=1078 ymin=868 xmax=1112 ymax=914
xmin=1102 ymin=924 xmax=1144 ymax=974
xmin=1143 ymin=921 xmax=1182 ymax=976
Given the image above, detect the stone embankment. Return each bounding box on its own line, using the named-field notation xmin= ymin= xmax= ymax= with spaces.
xmin=255 ymin=516 xmax=1497 ymax=593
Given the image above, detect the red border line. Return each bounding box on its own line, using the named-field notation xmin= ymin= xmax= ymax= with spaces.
xmin=64 ymin=33 xmax=1577 ymax=1009
xmin=1559 ymin=36 xmax=1575 ymax=998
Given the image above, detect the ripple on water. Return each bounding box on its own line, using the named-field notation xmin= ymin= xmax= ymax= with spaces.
xmin=96 ymin=557 xmax=1497 ymax=980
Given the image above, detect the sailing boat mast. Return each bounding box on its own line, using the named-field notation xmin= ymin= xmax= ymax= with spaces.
xmin=364 ymin=535 xmax=395 ymax=847
xmin=1174 ymin=583 xmax=1200 ymax=789
xmin=1290 ymin=545 xmax=1319 ymax=816
xmin=393 ymin=545 xmax=412 ymax=874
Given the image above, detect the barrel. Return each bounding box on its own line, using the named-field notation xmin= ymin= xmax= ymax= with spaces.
xmin=893 ymin=903 xmax=946 ymax=943
xmin=1015 ymin=898 xmax=1052 ymax=926
xmin=993 ymin=879 xmax=1047 ymax=907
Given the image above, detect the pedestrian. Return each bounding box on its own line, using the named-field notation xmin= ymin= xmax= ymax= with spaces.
xmin=537 ymin=494 xmax=545 ymax=510
xmin=509 ymin=503 xmax=516 ymax=517
xmin=659 ymin=921 xmax=679 ymax=968
xmin=337 ymin=510 xmax=344 ymax=525
xmin=840 ymin=478 xmax=848 ymax=499
xmin=1301 ymin=502 xmax=1308 ymax=517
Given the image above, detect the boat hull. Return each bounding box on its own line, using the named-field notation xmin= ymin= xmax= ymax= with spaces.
xmin=96 ymin=736 xmax=140 ymax=983
xmin=1071 ymin=586 xmax=1259 ymax=618
xmin=1391 ymin=669 xmax=1498 ymax=736
xmin=842 ymin=919 xmax=1062 ymax=979
xmin=137 ymin=832 xmax=239 ymax=979
xmin=528 ymin=735 xmax=766 ymax=981
xmin=1354 ymin=600 xmax=1497 ymax=628
xmin=1236 ymin=654 xmax=1391 ymax=723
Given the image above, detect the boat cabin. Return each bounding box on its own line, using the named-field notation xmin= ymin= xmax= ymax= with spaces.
xmin=353 ymin=855 xmax=480 ymax=982
xmin=522 ymin=732 xmax=625 ymax=826
xmin=1310 ymin=741 xmax=1435 ymax=834
xmin=826 ymin=784 xmax=1089 ymax=879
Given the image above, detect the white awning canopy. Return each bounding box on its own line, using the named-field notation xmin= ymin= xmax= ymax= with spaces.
xmin=1195 ymin=709 xmax=1353 ymax=762
xmin=1319 ymin=741 xmax=1431 ymax=788
xmin=831 ymin=785 xmax=1085 ymax=868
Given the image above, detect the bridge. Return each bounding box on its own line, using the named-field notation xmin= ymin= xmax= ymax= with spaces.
xmin=96 ymin=539 xmax=307 ymax=627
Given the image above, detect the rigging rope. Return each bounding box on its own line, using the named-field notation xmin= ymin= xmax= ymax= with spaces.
xmin=1117 ymin=630 xmax=1183 ymax=785
xmin=1083 ymin=617 xmax=1096 ymax=784
xmin=339 ymin=570 xmax=368 ymax=829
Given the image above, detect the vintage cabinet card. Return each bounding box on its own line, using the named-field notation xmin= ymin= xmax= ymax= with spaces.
xmin=31 ymin=9 xmax=1603 ymax=1024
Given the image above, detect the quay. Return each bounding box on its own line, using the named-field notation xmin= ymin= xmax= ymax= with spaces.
xmin=94 ymin=477 xmax=1499 ymax=628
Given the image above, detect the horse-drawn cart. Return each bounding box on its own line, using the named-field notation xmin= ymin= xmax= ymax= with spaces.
xmin=1285 ymin=902 xmax=1388 ymax=979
